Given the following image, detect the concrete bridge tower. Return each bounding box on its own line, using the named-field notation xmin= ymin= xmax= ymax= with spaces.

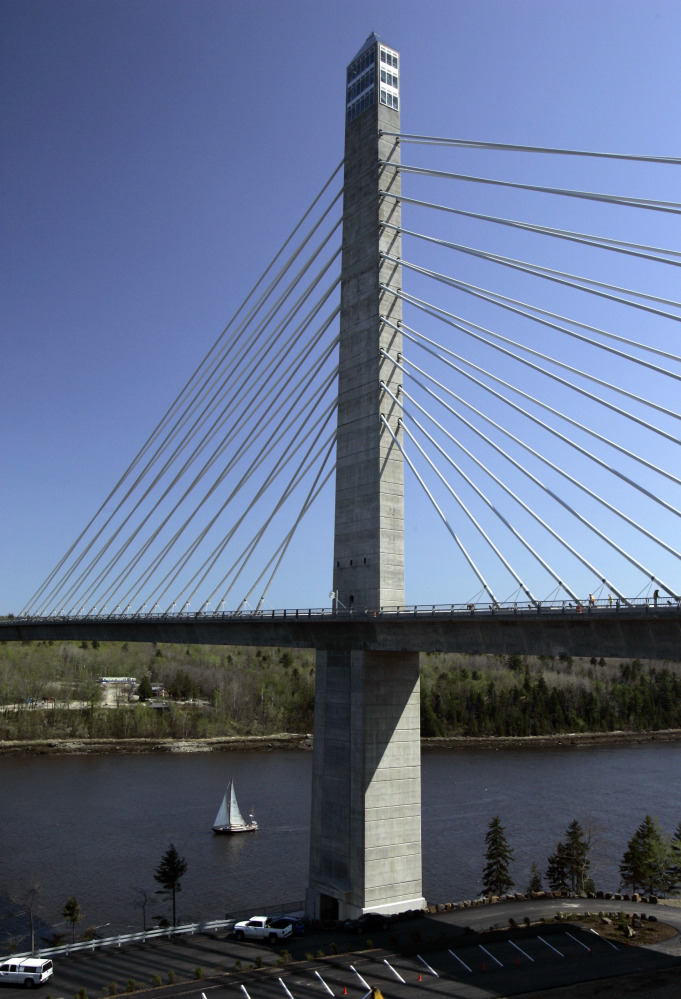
xmin=306 ymin=34 xmax=425 ymax=921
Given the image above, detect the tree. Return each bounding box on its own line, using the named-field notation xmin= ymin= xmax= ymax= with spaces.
xmin=482 ymin=816 xmax=514 ymax=896
xmin=137 ymin=676 xmax=153 ymax=701
xmin=666 ymin=822 xmax=681 ymax=896
xmin=10 ymin=881 xmax=40 ymax=953
xmin=527 ymin=861 xmax=543 ymax=894
xmin=546 ymin=842 xmax=569 ymax=891
xmin=546 ymin=820 xmax=593 ymax=893
xmin=154 ymin=844 xmax=187 ymax=927
xmin=133 ymin=888 xmax=150 ymax=931
xmin=63 ymin=896 xmax=82 ymax=943
xmin=619 ymin=814 xmax=670 ymax=895
xmin=563 ymin=820 xmax=592 ymax=893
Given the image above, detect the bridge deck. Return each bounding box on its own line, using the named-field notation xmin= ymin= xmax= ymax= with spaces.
xmin=2 ymin=603 xmax=680 ymax=658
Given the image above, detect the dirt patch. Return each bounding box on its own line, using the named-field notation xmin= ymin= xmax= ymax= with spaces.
xmin=567 ymin=912 xmax=678 ymax=947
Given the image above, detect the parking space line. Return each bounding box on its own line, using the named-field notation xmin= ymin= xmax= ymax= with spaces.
xmin=314 ymin=971 xmax=334 ymax=995
xmin=447 ymin=949 xmax=472 ymax=973
xmin=416 ymin=955 xmax=439 ymax=977
xmin=350 ymin=966 xmax=371 ymax=990
xmin=478 ymin=945 xmax=503 ymax=967
xmin=279 ymin=977 xmax=296 ymax=999
xmin=589 ymin=928 xmax=619 ymax=951
xmin=383 ymin=960 xmax=405 ymax=983
xmin=240 ymin=986 xmax=253 ymax=999
xmin=565 ymin=931 xmax=592 ymax=951
xmin=508 ymin=940 xmax=534 ymax=962
xmin=538 ymin=936 xmax=564 ymax=957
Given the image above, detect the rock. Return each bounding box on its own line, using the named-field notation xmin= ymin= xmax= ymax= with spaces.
xmin=625 ymin=925 xmax=636 ymax=938
xmin=601 ymin=916 xmax=613 ymax=926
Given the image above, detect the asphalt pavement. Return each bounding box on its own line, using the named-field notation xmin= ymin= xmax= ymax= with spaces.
xmin=3 ymin=898 xmax=681 ymax=999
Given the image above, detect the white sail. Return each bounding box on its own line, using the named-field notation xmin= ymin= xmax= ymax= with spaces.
xmin=229 ymin=779 xmax=247 ymax=828
xmin=213 ymin=792 xmax=229 ymax=829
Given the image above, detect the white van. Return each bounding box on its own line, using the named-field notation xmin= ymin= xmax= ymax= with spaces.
xmin=0 ymin=958 xmax=54 ymax=988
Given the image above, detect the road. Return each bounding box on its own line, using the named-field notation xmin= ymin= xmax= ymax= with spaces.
xmin=3 ymin=899 xmax=681 ymax=999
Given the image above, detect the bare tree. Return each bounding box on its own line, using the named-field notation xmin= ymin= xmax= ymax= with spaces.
xmin=9 ymin=880 xmax=41 ymax=953
xmin=133 ymin=888 xmax=150 ymax=931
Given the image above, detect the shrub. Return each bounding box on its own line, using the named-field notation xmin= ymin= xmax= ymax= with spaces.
xmin=194 ymin=967 xmax=203 ymax=980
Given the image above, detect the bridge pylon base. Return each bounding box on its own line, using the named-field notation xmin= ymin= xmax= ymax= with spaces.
xmin=306 ymin=649 xmax=425 ymax=921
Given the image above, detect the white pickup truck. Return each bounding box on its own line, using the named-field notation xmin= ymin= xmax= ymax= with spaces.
xmin=233 ymin=915 xmax=293 ymax=943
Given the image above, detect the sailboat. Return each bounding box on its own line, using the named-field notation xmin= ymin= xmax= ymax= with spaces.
xmin=212 ymin=779 xmax=258 ymax=834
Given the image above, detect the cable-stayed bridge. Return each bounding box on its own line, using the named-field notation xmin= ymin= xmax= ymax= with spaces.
xmin=5 ymin=82 xmax=681 ymax=641
xmin=3 ymin=33 xmax=681 ymax=920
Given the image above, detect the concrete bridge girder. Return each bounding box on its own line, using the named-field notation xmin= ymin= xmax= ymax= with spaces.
xmin=3 ymin=608 xmax=680 ymax=659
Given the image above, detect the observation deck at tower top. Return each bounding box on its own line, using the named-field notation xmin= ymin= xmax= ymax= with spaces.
xmin=2 ymin=597 xmax=680 ymax=660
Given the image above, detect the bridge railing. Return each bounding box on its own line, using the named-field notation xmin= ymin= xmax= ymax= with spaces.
xmin=0 ymin=900 xmax=305 ymax=964
xmin=4 ymin=595 xmax=679 ymax=625
xmin=0 ymin=919 xmax=233 ymax=964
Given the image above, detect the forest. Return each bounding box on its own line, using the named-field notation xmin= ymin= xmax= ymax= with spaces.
xmin=1 ymin=639 xmax=681 ymax=742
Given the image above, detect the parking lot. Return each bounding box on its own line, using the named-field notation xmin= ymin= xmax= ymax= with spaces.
xmin=2 ymin=904 xmax=680 ymax=999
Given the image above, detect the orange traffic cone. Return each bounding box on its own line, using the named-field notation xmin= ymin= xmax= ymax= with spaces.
xmin=418 ymin=974 xmax=422 ymax=982
xmin=515 ymin=958 xmax=519 ymax=966
xmin=482 ymin=963 xmax=486 ymax=972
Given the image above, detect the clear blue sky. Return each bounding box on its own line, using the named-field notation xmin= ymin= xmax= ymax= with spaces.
xmin=3 ymin=0 xmax=681 ymax=614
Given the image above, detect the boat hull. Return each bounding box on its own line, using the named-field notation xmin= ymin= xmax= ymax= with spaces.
xmin=212 ymin=822 xmax=258 ymax=835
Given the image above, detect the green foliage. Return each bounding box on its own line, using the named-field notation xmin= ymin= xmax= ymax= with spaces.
xmin=546 ymin=820 xmax=592 ymax=893
xmin=2 ymin=643 xmax=681 ymax=744
xmin=482 ymin=816 xmax=514 ymax=896
xmin=137 ymin=675 xmax=153 ymax=701
xmin=619 ymin=814 xmax=671 ymax=895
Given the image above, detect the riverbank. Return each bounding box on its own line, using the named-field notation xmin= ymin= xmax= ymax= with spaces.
xmin=1 ymin=728 xmax=680 ymax=755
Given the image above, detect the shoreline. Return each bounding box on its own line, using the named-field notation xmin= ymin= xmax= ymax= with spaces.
xmin=0 ymin=728 xmax=680 ymax=756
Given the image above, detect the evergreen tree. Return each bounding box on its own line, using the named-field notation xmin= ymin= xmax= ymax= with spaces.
xmin=563 ymin=820 xmax=592 ymax=893
xmin=546 ymin=842 xmax=569 ymax=891
xmin=62 ymin=896 xmax=82 ymax=943
xmin=619 ymin=815 xmax=669 ymax=895
xmin=666 ymin=822 xmax=681 ymax=896
xmin=527 ymin=861 xmax=543 ymax=894
xmin=546 ymin=820 xmax=593 ymax=893
xmin=137 ymin=675 xmax=153 ymax=701
xmin=154 ymin=843 xmax=187 ymax=927
xmin=482 ymin=816 xmax=514 ymax=896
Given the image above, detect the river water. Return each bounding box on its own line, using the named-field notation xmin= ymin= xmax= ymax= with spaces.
xmin=1 ymin=742 xmax=679 ymax=943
